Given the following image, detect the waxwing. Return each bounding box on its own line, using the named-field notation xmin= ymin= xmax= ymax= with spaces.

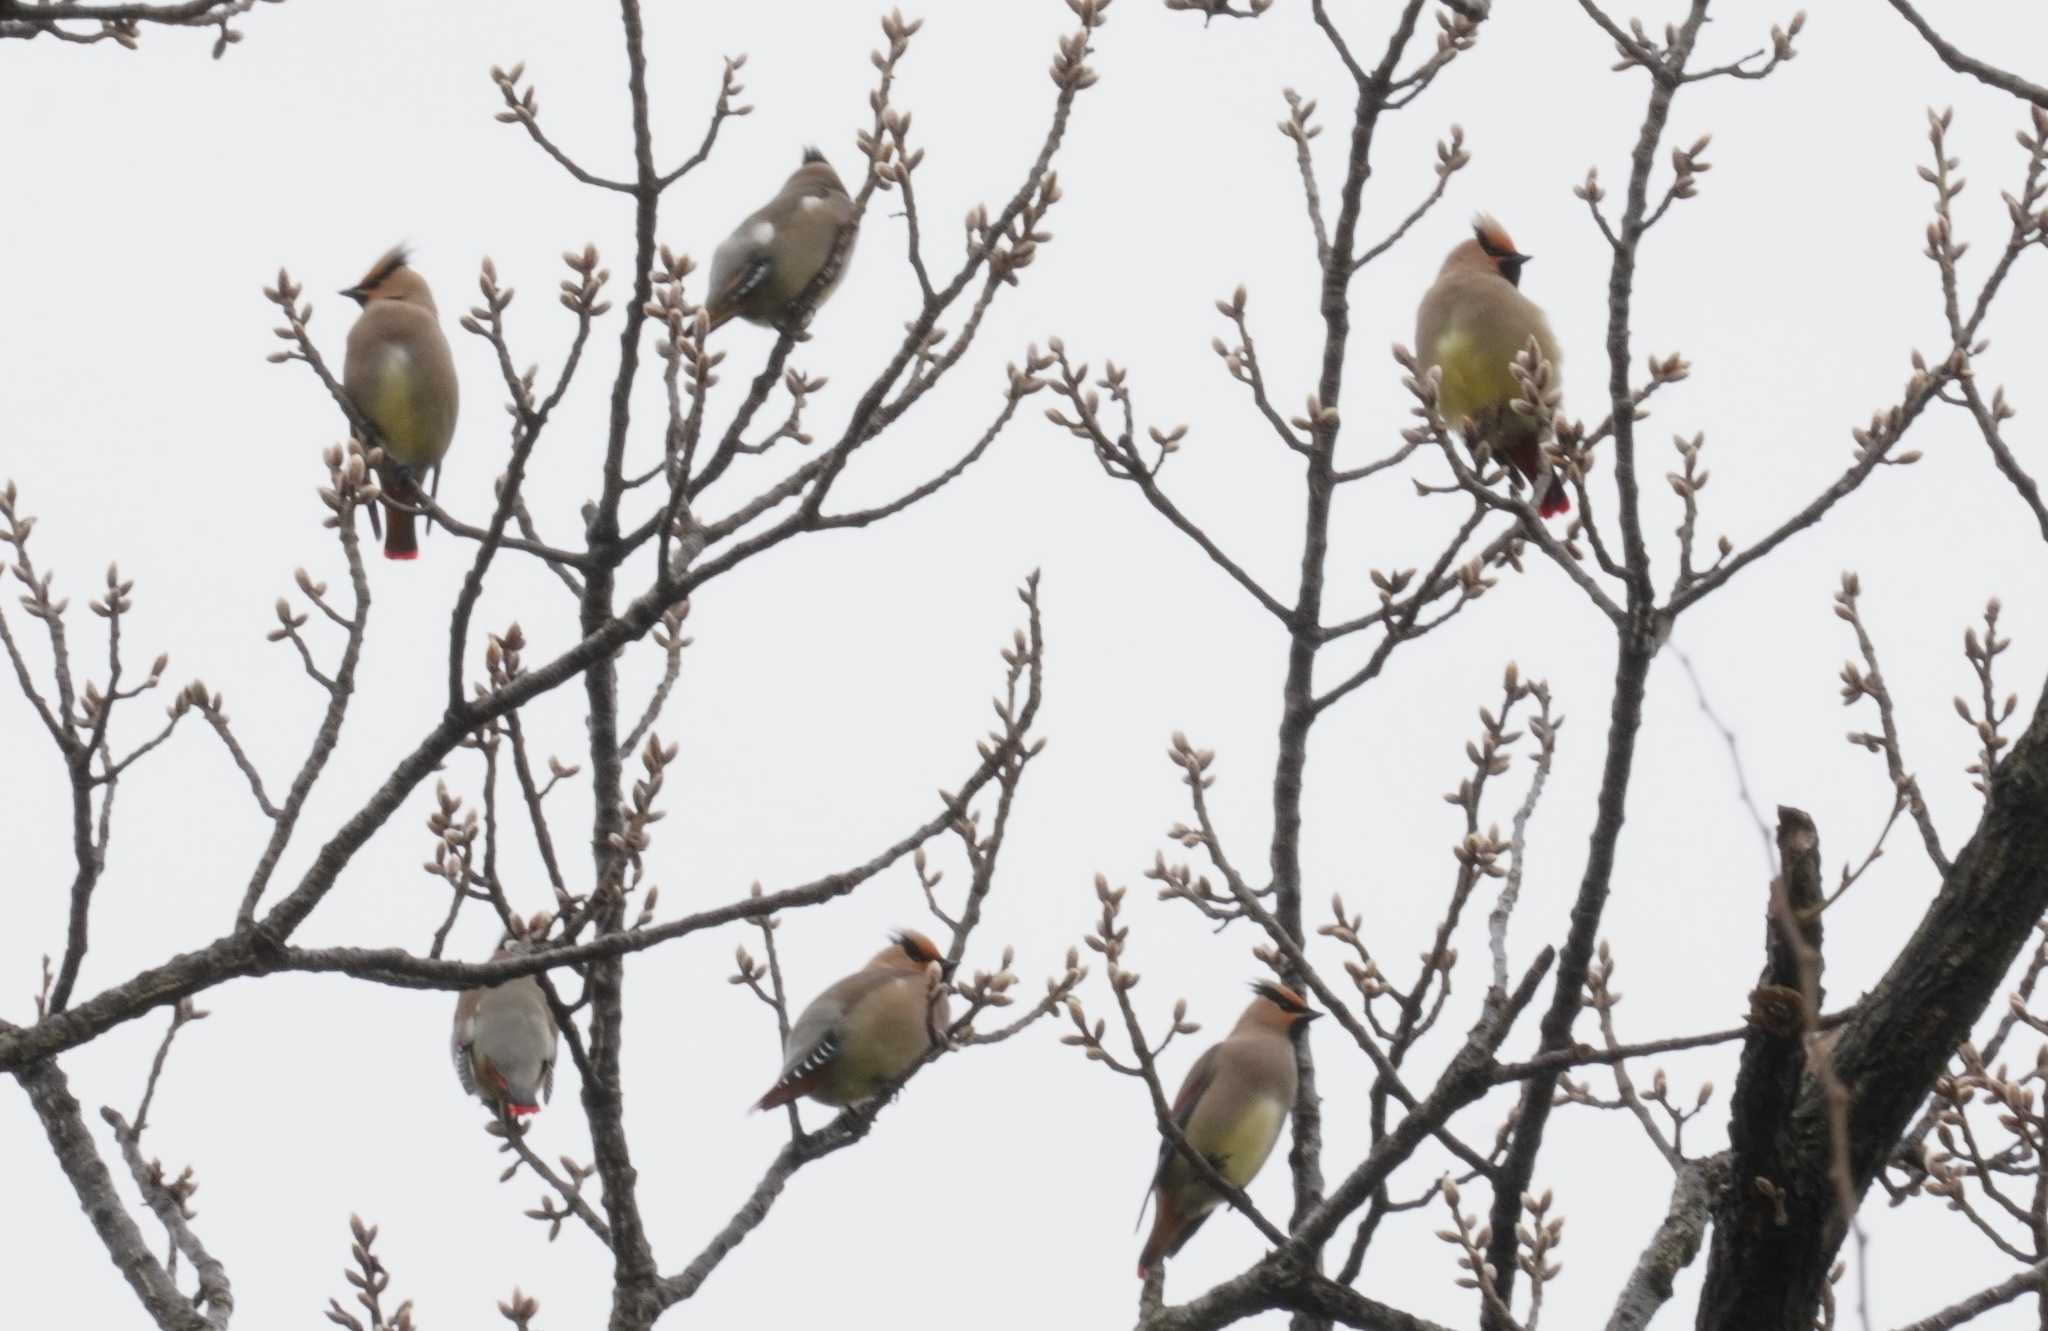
xmin=342 ymin=246 xmax=459 ymax=559
xmin=1138 ymin=981 xmax=1318 ymax=1279
xmin=1415 ymin=216 xmax=1567 ymax=516
xmin=704 ymin=149 xmax=857 ymax=332
xmin=755 ymin=929 xmax=952 ymax=1111
xmin=452 ymin=942 xmax=557 ymax=1118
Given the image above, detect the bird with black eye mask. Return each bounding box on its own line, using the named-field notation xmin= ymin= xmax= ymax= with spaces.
xmin=754 ymin=929 xmax=954 ymax=1112
xmin=1416 ymin=215 xmax=1568 ymax=517
xmin=1137 ymin=981 xmax=1320 ymax=1282
xmin=341 ymin=246 xmax=460 ymax=559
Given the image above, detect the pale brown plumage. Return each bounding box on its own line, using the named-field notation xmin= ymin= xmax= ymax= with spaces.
xmin=754 ymin=929 xmax=952 ymax=1112
xmin=705 ymin=149 xmax=857 ymax=332
xmin=452 ymin=944 xmax=558 ymax=1118
xmin=1137 ymin=982 xmax=1319 ymax=1280
xmin=342 ymin=246 xmax=459 ymax=559
xmin=1415 ymin=216 xmax=1568 ymax=518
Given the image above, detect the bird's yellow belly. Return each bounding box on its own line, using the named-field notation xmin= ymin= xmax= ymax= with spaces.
xmin=366 ymin=352 xmax=450 ymax=467
xmin=819 ymin=1017 xmax=928 ymax=1105
xmin=1430 ymin=327 xmax=1519 ymax=427
xmin=1213 ymin=1098 xmax=1286 ymax=1188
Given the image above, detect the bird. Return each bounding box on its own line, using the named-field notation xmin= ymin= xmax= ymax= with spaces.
xmin=754 ymin=929 xmax=953 ymax=1112
xmin=452 ymin=942 xmax=558 ymax=1119
xmin=1415 ymin=215 xmax=1568 ymax=518
xmin=341 ymin=246 xmax=459 ymax=560
xmin=1137 ymin=981 xmax=1319 ymax=1281
xmin=704 ymin=149 xmax=858 ymax=333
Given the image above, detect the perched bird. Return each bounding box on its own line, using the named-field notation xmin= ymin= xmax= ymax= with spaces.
xmin=452 ymin=943 xmax=558 ymax=1119
xmin=341 ymin=246 xmax=459 ymax=560
xmin=1416 ymin=216 xmax=1568 ymax=517
xmin=754 ymin=929 xmax=952 ymax=1112
xmin=1137 ymin=981 xmax=1319 ymax=1281
xmin=704 ymin=149 xmax=857 ymax=332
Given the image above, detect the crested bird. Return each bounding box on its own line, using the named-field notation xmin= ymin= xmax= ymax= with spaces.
xmin=704 ymin=149 xmax=858 ymax=333
xmin=1416 ymin=216 xmax=1568 ymax=517
xmin=754 ymin=929 xmax=952 ymax=1112
xmin=1137 ymin=981 xmax=1319 ymax=1281
xmin=341 ymin=246 xmax=459 ymax=559
xmin=452 ymin=942 xmax=558 ymax=1119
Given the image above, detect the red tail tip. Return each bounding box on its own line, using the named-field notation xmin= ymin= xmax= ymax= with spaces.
xmin=1539 ymin=490 xmax=1570 ymax=519
xmin=508 ymin=1103 xmax=540 ymax=1117
xmin=384 ymin=548 xmax=420 ymax=561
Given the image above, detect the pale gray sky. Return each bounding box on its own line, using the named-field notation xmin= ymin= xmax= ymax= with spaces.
xmin=6 ymin=2 xmax=2048 ymax=1327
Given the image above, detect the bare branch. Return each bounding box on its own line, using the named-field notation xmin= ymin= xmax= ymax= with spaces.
xmin=1672 ymin=646 xmax=1774 ymax=876
xmin=1885 ymin=0 xmax=2048 ymax=110
xmin=0 ymin=0 xmax=271 ymax=53
xmin=1604 ymin=1154 xmax=1726 ymax=1331
xmin=1350 ymin=125 xmax=1469 ymax=273
xmin=17 ymin=1058 xmax=215 ymax=1331
xmin=103 ymin=1106 xmax=233 ymax=1328
xmin=1889 ymin=1259 xmax=2048 ymax=1331
xmin=616 ymin=602 xmax=690 ymax=758
xmin=322 ymin=1213 xmax=415 ymax=1331
xmin=1833 ymin=572 xmax=1950 ymax=874
xmin=492 ymin=1118 xmax=612 ymax=1248
xmin=488 ymin=63 xmax=633 ymax=192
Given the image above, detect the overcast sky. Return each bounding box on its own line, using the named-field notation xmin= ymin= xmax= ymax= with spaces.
xmin=7 ymin=2 xmax=2048 ymax=1327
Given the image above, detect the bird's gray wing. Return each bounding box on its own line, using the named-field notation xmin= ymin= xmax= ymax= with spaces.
xmin=452 ymin=988 xmax=481 ymax=1096
xmin=1138 ymin=1042 xmax=1224 ymax=1227
xmin=768 ymin=966 xmax=897 ymax=1091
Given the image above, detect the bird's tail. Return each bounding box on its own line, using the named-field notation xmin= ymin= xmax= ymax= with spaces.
xmin=1504 ymin=437 xmax=1570 ymax=520
xmin=477 ymin=1064 xmax=541 ymax=1118
xmin=1137 ymin=1197 xmax=1200 ymax=1281
xmin=752 ymin=1068 xmax=822 ymax=1113
xmin=383 ymin=502 xmax=419 ymax=560
xmin=1136 ymin=1212 xmax=1172 ymax=1280
xmin=381 ymin=471 xmax=422 ymax=560
xmin=500 ymin=1073 xmax=546 ymax=1116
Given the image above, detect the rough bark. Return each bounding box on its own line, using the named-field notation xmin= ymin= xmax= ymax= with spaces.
xmin=1709 ymin=806 xmax=1827 ymax=1291
xmin=1606 ymin=1154 xmax=1728 ymax=1331
xmin=1697 ymin=679 xmax=2048 ymax=1328
xmin=19 ymin=1059 xmax=217 ymax=1331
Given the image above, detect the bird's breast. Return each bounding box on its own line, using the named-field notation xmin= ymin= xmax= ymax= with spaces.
xmin=1429 ymin=326 xmax=1519 ymax=425
xmin=1211 ymin=1096 xmax=1287 ymax=1188
xmin=369 ymin=343 xmax=419 ymax=401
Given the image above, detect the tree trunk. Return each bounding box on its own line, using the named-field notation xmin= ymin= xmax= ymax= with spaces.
xmin=1698 ymin=675 xmax=2048 ymax=1328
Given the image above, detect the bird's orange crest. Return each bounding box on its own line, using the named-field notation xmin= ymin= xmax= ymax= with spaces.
xmin=893 ymin=929 xmax=945 ymax=967
xmin=351 ymin=245 xmax=413 ymax=297
xmin=1471 ymin=215 xmax=1518 ymax=260
xmin=1250 ymin=980 xmax=1314 ymax=1015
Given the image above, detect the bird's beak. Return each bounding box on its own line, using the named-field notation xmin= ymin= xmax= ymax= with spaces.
xmin=1301 ymin=1010 xmax=1323 ymax=1024
xmin=340 ymin=285 xmax=369 ymax=306
xmin=1514 ymin=252 xmax=1534 ymax=265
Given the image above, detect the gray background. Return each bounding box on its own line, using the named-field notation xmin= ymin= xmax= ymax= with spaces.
xmin=6 ymin=2 xmax=2047 ymax=1326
